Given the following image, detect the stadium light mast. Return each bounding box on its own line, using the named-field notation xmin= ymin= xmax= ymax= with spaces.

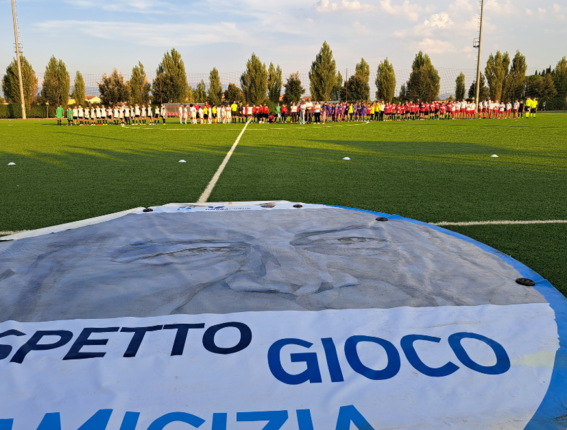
xmin=11 ymin=0 xmax=26 ymax=119
xmin=474 ymin=0 xmax=485 ymax=114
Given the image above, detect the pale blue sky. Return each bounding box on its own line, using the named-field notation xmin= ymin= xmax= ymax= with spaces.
xmin=1 ymin=0 xmax=565 ymax=80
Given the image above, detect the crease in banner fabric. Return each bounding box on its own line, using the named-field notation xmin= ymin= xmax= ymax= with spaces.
xmin=0 ymin=201 xmax=565 ymax=429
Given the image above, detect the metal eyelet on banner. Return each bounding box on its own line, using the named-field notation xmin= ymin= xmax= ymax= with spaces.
xmin=143 ymin=208 xmax=154 ymax=213
xmin=516 ymin=278 xmax=536 ymax=287
xmin=293 ymin=204 xmax=303 ymax=208
xmin=376 ymin=217 xmax=389 ymax=222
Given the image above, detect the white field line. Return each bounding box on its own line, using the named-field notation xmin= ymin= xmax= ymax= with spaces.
xmin=197 ymin=121 xmax=250 ymax=203
xmin=0 ymin=230 xmax=28 ymax=236
xmin=3 ymin=219 xmax=567 ymax=237
xmin=432 ymin=220 xmax=567 ymax=226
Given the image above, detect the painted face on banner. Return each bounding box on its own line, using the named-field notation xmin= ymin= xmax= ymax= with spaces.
xmin=0 ymin=205 xmax=544 ymax=321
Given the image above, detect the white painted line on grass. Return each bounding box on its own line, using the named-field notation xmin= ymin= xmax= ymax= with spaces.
xmin=432 ymin=220 xmax=567 ymax=226
xmin=197 ymin=121 xmax=250 ymax=203
xmin=0 ymin=231 xmax=28 ymax=236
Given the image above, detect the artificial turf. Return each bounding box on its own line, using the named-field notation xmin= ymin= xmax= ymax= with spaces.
xmin=1 ymin=114 xmax=566 ymax=295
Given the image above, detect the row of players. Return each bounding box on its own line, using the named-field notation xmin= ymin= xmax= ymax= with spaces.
xmin=55 ymin=104 xmax=167 ymax=126
xmin=377 ymin=98 xmax=540 ymax=121
xmin=53 ymin=97 xmax=541 ymax=126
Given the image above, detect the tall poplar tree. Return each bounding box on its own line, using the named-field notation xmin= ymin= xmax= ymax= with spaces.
xmin=376 ymin=59 xmax=396 ymax=102
xmin=208 ymin=67 xmax=222 ymax=105
xmin=485 ymin=51 xmax=510 ymax=101
xmin=72 ymin=71 xmax=87 ymax=106
xmin=40 ymin=56 xmax=71 ymax=108
xmin=503 ymin=51 xmax=527 ymax=100
xmin=240 ymin=54 xmax=268 ymax=105
xmin=552 ymin=57 xmax=567 ymax=99
xmin=308 ymin=42 xmax=337 ymax=101
xmin=268 ymin=63 xmax=283 ymax=103
xmin=195 ymin=80 xmax=207 ymax=103
xmin=152 ymin=48 xmax=189 ymax=103
xmin=2 ymin=55 xmax=38 ymax=109
xmin=330 ymin=71 xmax=343 ymax=101
xmin=455 ymin=72 xmax=466 ymax=100
xmin=129 ymin=62 xmax=151 ymax=105
xmin=355 ymin=58 xmax=370 ymax=84
xmin=407 ymin=51 xmax=440 ymax=102
xmin=553 ymin=57 xmax=567 ymax=98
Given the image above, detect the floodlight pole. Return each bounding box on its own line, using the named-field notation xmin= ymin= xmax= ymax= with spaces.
xmin=474 ymin=0 xmax=485 ymax=115
xmin=11 ymin=0 xmax=26 ymax=119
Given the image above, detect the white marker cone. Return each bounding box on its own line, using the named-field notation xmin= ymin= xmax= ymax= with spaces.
xmin=179 ymin=160 xmax=187 ymax=163
xmin=8 ymin=162 xmax=15 ymax=166
xmin=343 ymin=157 xmax=351 ymax=161
xmin=491 ymin=154 xmax=498 ymax=158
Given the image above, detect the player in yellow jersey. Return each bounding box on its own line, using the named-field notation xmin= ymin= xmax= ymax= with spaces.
xmin=531 ymin=98 xmax=538 ymax=118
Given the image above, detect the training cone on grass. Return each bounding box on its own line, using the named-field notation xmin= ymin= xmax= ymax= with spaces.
xmin=179 ymin=160 xmax=186 ymax=163
xmin=491 ymin=154 xmax=499 ymax=158
xmin=7 ymin=162 xmax=15 ymax=166
xmin=343 ymin=157 xmax=351 ymax=160
xmin=0 ymin=201 xmax=565 ymax=428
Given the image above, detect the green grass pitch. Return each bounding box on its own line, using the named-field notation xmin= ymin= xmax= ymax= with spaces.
xmin=1 ymin=114 xmax=566 ymax=296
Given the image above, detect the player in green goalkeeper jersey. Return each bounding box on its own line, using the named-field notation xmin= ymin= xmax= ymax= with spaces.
xmin=56 ymin=105 xmax=64 ymax=126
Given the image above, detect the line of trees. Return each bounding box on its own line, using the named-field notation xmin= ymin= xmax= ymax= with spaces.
xmin=2 ymin=46 xmax=567 ymax=109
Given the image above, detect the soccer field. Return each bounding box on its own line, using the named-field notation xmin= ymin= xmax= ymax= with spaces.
xmin=1 ymin=114 xmax=566 ymax=296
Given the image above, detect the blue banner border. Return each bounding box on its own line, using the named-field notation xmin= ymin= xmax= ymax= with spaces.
xmin=329 ymin=205 xmax=567 ymax=429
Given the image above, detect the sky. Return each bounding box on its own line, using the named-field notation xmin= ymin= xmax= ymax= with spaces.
xmin=0 ymin=0 xmax=565 ymax=81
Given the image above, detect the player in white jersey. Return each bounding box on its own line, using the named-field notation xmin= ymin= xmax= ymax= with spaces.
xmin=100 ymin=105 xmax=107 ymax=125
xmin=198 ymin=105 xmax=204 ymax=124
xmin=147 ymin=103 xmax=152 ymax=125
xmin=123 ymin=106 xmax=130 ymax=125
xmin=72 ymin=107 xmax=78 ymax=123
xmin=182 ymin=106 xmax=188 ymax=125
xmin=160 ymin=104 xmax=166 ymax=124
xmin=112 ymin=107 xmax=118 ymax=125
xmin=141 ymin=105 xmax=146 ymax=125
xmin=454 ymin=101 xmax=461 ymax=119
xmin=95 ymin=106 xmax=101 ymax=125
xmin=78 ymin=106 xmax=84 ymax=125
xmin=224 ymin=106 xmax=232 ymax=124
xmin=190 ymin=104 xmax=197 ymax=124
xmin=178 ymin=105 xmax=183 ymax=124
xmin=84 ymin=106 xmax=90 ymax=125
xmin=133 ymin=104 xmax=139 ymax=125
xmin=90 ymin=106 xmax=95 ymax=125
xmin=469 ymin=102 xmax=476 ymax=119
xmin=505 ymin=101 xmax=512 ymax=119
xmin=498 ymin=102 xmax=505 ymax=119
xmin=513 ymin=100 xmax=519 ymax=119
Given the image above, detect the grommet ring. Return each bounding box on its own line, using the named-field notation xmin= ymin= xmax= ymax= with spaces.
xmin=293 ymin=204 xmax=303 ymax=208
xmin=516 ymin=278 xmax=535 ymax=287
xmin=143 ymin=208 xmax=154 ymax=213
xmin=376 ymin=217 xmax=389 ymax=222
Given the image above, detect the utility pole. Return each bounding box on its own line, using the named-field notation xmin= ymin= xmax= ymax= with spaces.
xmin=474 ymin=0 xmax=485 ymax=115
xmin=11 ymin=0 xmax=26 ymax=119
xmin=345 ymin=68 xmax=348 ymax=103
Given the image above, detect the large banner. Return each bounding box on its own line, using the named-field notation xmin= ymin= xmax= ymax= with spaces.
xmin=0 ymin=202 xmax=565 ymax=429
